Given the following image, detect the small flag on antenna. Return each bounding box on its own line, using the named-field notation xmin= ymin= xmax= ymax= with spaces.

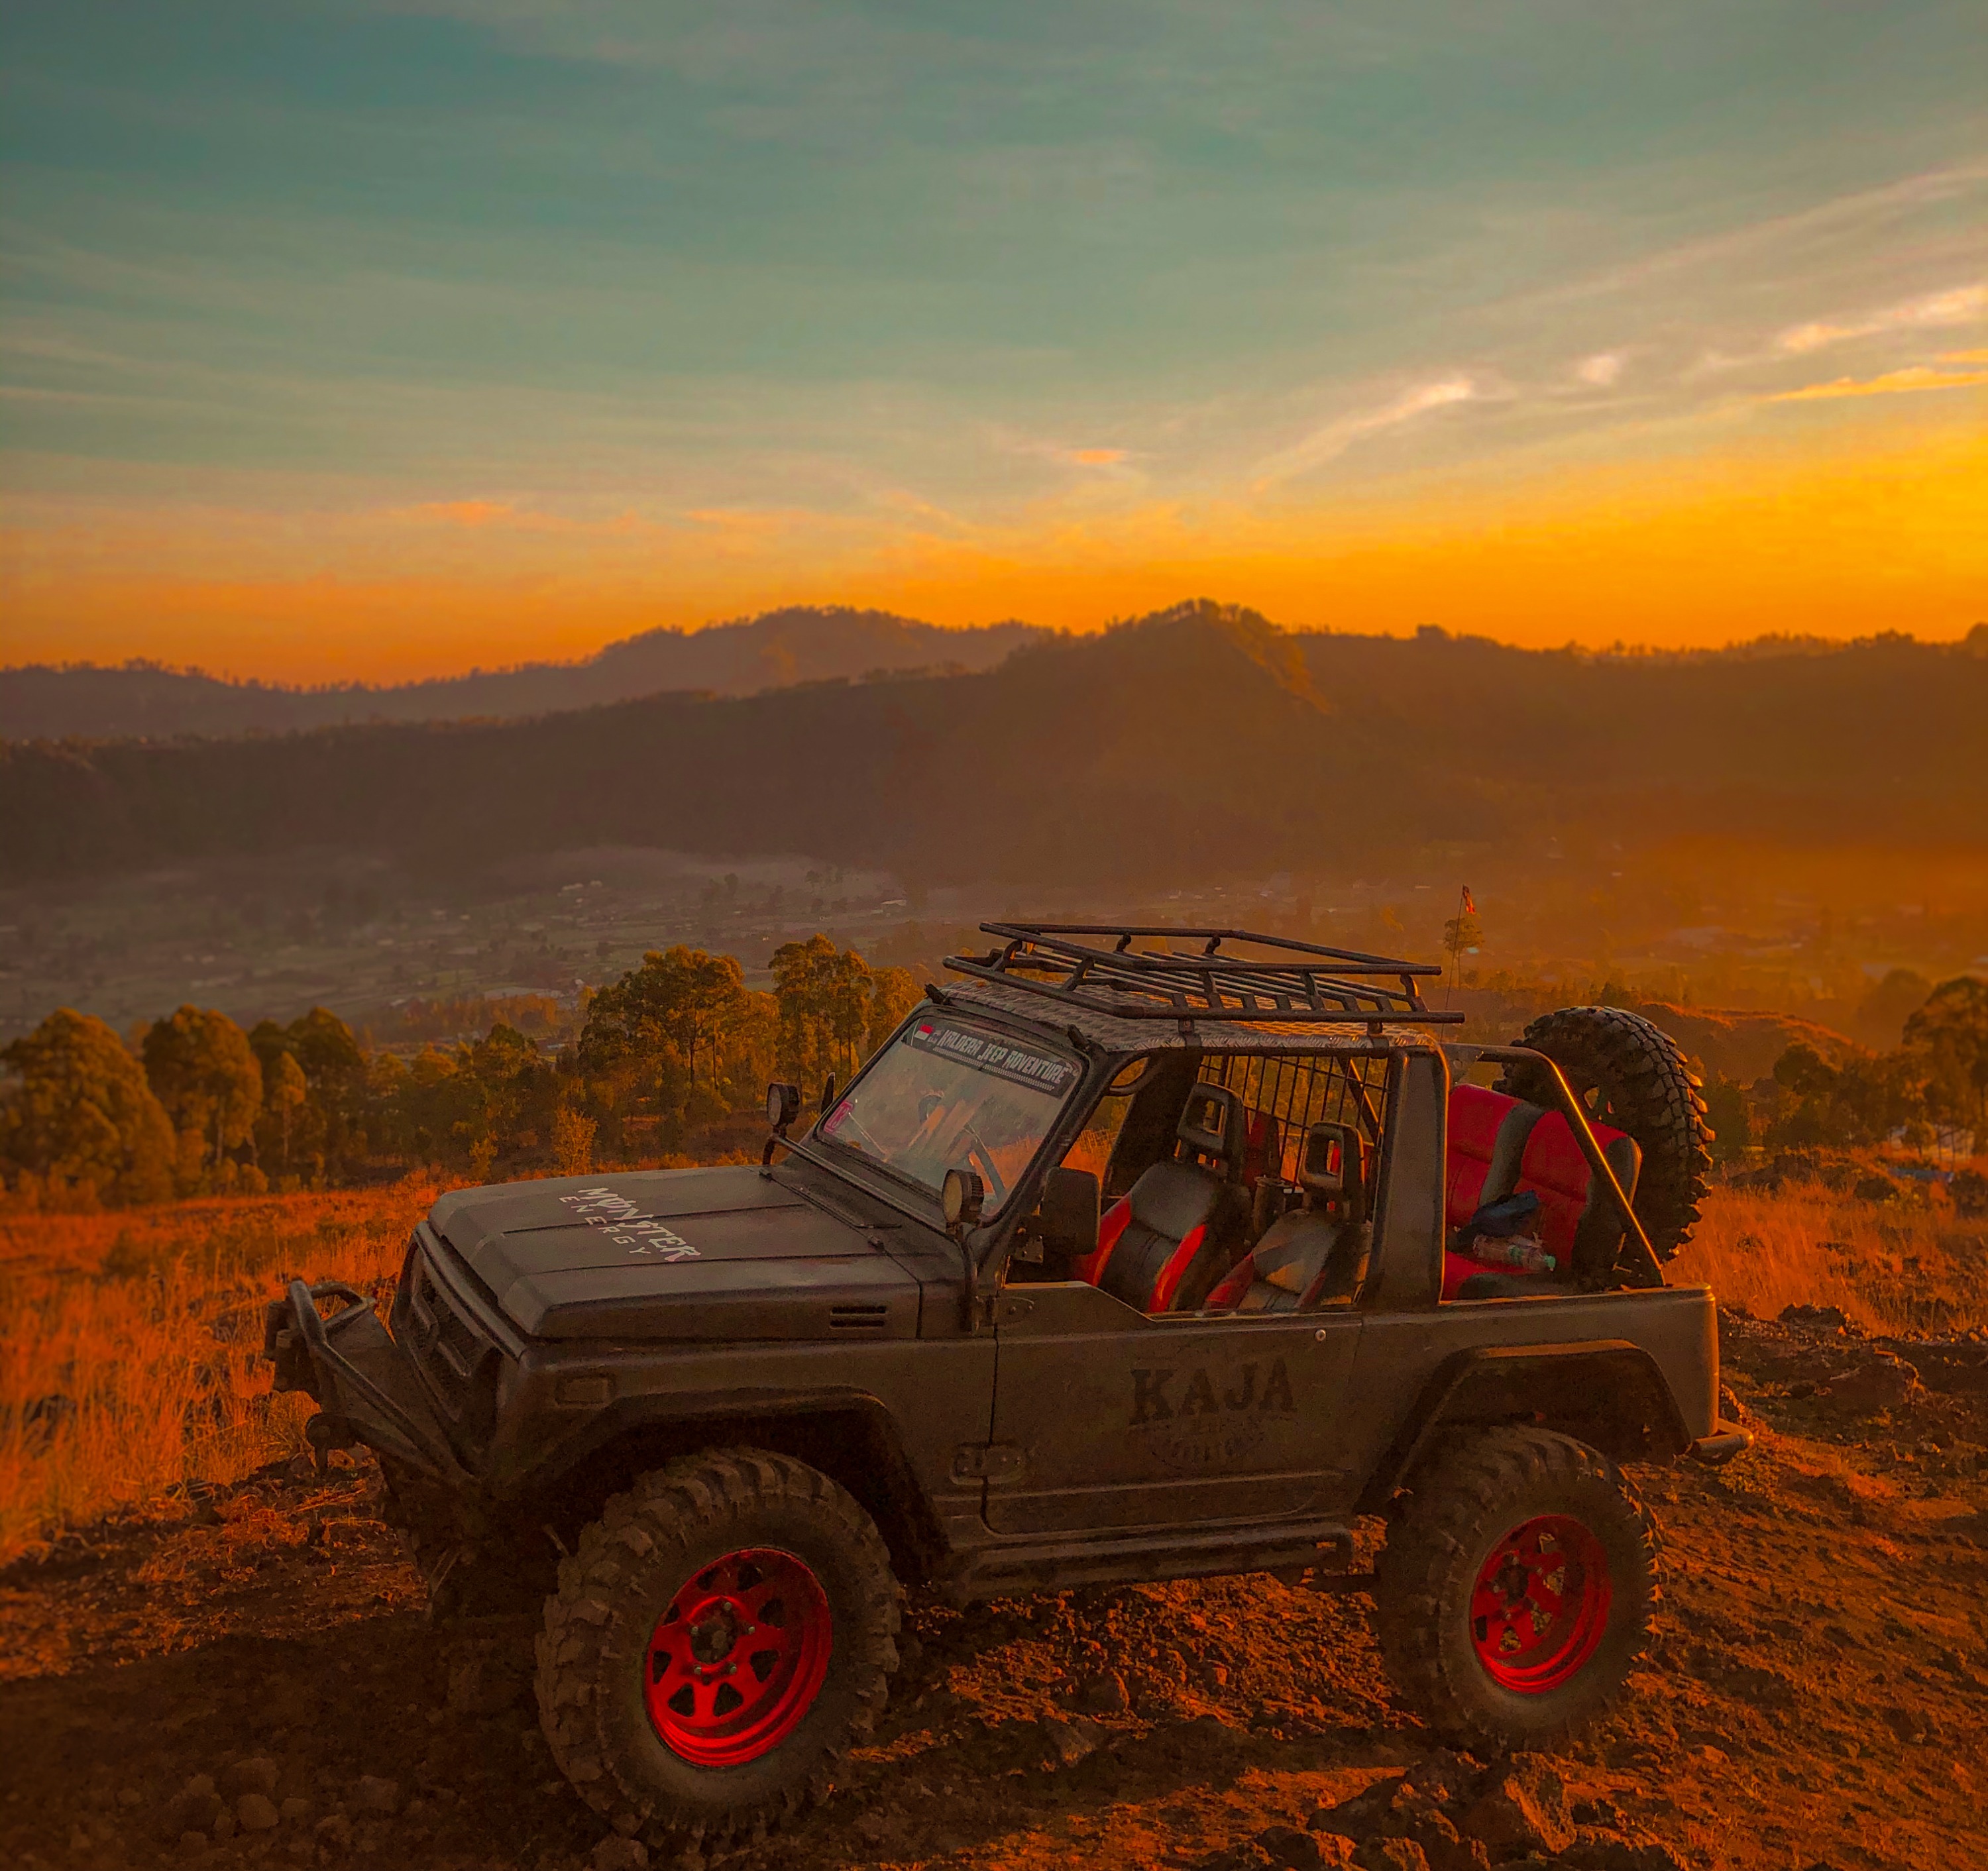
xmin=1460 ymin=886 xmax=1476 ymax=915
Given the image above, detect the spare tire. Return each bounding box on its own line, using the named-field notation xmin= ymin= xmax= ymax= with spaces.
xmin=1494 ymin=1006 xmax=1712 ymax=1263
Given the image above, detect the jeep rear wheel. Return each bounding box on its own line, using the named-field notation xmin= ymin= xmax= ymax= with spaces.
xmin=1374 ymin=1426 xmax=1659 ymax=1750
xmin=535 ymin=1449 xmax=899 ymax=1853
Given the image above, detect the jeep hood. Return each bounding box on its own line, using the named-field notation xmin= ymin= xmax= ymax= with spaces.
xmin=426 ymin=1165 xmax=918 ymax=1340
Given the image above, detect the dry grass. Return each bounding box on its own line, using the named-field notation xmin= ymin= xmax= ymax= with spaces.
xmin=1672 ymin=1174 xmax=1988 ymax=1337
xmin=0 ymin=1181 xmax=440 ymax=1566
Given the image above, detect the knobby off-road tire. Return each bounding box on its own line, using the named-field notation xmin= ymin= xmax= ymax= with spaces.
xmin=1496 ymin=1005 xmax=1712 ymax=1263
xmin=1374 ymin=1426 xmax=1661 ymax=1752
xmin=535 ymin=1448 xmax=900 ymax=1854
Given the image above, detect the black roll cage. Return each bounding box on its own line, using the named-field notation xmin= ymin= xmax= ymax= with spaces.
xmin=948 ymin=921 xmax=1464 ymax=1027
xmin=765 ymin=926 xmax=1666 ymax=1324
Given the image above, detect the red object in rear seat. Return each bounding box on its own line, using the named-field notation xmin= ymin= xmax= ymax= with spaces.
xmin=1443 ymin=1084 xmax=1640 ymax=1295
xmin=1514 ymin=1110 xmax=1636 ymax=1267
xmin=1445 ymin=1085 xmax=1512 ymax=1226
xmin=1241 ymin=1110 xmax=1282 ymax=1187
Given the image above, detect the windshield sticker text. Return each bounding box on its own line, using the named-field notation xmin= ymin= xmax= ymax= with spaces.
xmin=905 ymin=1021 xmax=1076 ymax=1094
xmin=559 ymin=1187 xmax=700 ymax=1261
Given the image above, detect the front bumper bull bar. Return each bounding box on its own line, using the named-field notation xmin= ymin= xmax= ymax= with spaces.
xmin=262 ymin=1279 xmax=466 ymax=1482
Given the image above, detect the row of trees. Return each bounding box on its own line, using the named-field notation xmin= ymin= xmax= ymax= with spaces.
xmin=1747 ymin=975 xmax=1988 ymax=1153
xmin=0 ymin=935 xmax=922 ymax=1208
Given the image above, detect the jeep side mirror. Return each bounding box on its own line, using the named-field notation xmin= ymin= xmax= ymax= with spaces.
xmin=941 ymin=1166 xmax=985 ymax=1232
xmin=1037 ymin=1166 xmax=1099 ymax=1274
xmin=819 ymin=1074 xmax=838 ymax=1116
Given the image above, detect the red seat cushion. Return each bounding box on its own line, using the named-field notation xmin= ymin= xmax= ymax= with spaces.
xmin=1513 ymin=1110 xmax=1641 ymax=1274
xmin=1445 ymin=1085 xmax=1545 ymax=1228
xmin=1443 ymin=1084 xmax=1641 ymax=1295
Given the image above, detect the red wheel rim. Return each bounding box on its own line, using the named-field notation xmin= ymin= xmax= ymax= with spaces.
xmin=644 ymin=1548 xmax=833 ymax=1766
xmin=1469 ymin=1514 xmax=1612 ymax=1693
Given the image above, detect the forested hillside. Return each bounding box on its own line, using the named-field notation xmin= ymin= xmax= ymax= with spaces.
xmin=3 ymin=604 xmax=1983 ymax=887
xmin=0 ymin=606 xmax=1044 ymax=740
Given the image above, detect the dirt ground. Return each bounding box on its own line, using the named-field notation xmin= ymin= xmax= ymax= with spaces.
xmin=3 ymin=1313 xmax=1985 ymax=1871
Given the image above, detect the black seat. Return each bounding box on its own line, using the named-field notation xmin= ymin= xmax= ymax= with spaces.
xmin=1076 ymin=1083 xmax=1251 ymax=1312
xmin=1207 ymin=1121 xmax=1369 ymax=1312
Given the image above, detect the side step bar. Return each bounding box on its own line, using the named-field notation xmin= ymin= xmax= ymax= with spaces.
xmin=940 ymin=1521 xmax=1355 ymax=1603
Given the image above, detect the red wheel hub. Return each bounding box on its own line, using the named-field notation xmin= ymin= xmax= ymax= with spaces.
xmin=645 ymin=1548 xmax=833 ymax=1766
xmin=1469 ymin=1514 xmax=1611 ymax=1693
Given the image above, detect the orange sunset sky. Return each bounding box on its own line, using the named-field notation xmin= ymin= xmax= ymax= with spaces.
xmin=3 ymin=5 xmax=1983 ymax=682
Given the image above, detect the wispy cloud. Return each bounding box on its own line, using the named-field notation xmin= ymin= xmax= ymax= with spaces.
xmin=1767 ymin=364 xmax=1988 ymax=402
xmin=1575 ymin=351 xmax=1625 ymax=388
xmin=1773 ymin=282 xmax=1987 ymax=356
xmin=1252 ymin=376 xmax=1477 ymax=488
xmin=410 ymin=500 xmax=520 ymax=527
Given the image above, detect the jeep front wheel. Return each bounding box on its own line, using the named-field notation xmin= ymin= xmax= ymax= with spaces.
xmin=535 ymin=1449 xmax=900 ymax=1853
xmin=1373 ymin=1426 xmax=1659 ymax=1750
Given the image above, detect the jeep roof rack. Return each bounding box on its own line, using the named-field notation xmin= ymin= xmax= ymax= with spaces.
xmin=944 ymin=922 xmax=1465 ymax=1026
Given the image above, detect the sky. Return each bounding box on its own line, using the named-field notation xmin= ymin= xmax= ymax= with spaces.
xmin=2 ymin=1 xmax=1985 ymax=681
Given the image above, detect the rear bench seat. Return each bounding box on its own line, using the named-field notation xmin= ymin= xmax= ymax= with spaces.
xmin=1443 ymin=1084 xmax=1641 ymax=1297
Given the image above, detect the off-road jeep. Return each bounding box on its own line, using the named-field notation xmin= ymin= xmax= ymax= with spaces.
xmin=265 ymin=924 xmax=1748 ymax=1854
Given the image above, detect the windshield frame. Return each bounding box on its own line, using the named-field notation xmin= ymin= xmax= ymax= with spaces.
xmin=792 ymin=1006 xmax=1087 ymax=1224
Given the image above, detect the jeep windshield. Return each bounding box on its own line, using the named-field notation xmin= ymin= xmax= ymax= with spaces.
xmin=816 ymin=1014 xmax=1080 ymax=1216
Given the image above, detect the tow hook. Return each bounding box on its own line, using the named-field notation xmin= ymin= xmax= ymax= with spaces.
xmin=305 ymin=1411 xmax=360 ymax=1475
xmin=1687 ymin=1422 xmax=1753 ymax=1467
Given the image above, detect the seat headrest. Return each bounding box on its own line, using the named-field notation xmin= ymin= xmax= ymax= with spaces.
xmin=1299 ymin=1120 xmax=1365 ymax=1222
xmin=1176 ymin=1082 xmax=1244 ymax=1173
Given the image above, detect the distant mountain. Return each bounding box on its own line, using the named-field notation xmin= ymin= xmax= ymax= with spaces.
xmin=0 ymin=607 xmax=1048 ymax=741
xmin=5 ymin=600 xmax=1983 ymax=888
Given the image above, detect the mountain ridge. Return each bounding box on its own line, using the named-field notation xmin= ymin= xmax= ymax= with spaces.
xmin=0 ymin=606 xmax=1048 ymax=742
xmin=3 ymin=600 xmax=1981 ymax=888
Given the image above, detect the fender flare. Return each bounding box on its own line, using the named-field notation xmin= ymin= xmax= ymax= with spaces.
xmin=1356 ymin=1338 xmax=1693 ymax=1514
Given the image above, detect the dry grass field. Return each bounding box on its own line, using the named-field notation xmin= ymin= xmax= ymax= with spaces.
xmin=0 ymin=1184 xmax=441 ymax=1566
xmin=1674 ymin=1173 xmax=1987 ymax=1338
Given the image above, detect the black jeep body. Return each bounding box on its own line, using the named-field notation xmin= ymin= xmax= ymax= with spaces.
xmin=266 ymin=924 xmax=1747 ymax=1848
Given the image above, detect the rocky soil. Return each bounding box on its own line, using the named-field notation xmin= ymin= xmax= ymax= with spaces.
xmin=3 ymin=1314 xmax=1985 ymax=1871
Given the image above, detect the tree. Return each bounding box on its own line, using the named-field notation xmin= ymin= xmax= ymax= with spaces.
xmin=551 ymin=1105 xmax=597 ymax=1177
xmin=0 ymin=1008 xmax=176 ymax=1204
xmin=867 ymin=967 xmax=921 ymax=1057
xmin=1853 ymin=967 xmax=1932 ymax=1049
xmin=771 ymin=934 xmax=873 ymax=1091
xmin=1902 ymin=976 xmax=1988 ymax=1137
xmin=580 ymin=947 xmax=753 ymax=1131
xmin=141 ymin=1004 xmax=262 ymax=1187
xmin=1700 ymin=1074 xmax=1753 ymax=1165
xmin=1767 ymin=1042 xmax=1915 ymax=1149
xmin=1441 ymin=913 xmax=1484 ymax=963
xmin=284 ymin=1006 xmax=371 ymax=1173
xmin=266 ymin=1049 xmax=308 ymax=1171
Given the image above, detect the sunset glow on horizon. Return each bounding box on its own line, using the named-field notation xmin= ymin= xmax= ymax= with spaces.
xmin=4 ymin=3 xmax=1984 ymax=682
